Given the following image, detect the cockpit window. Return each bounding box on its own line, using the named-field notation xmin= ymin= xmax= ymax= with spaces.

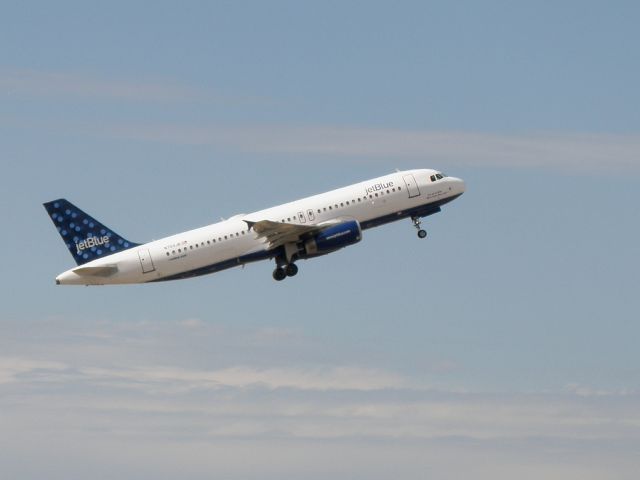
xmin=430 ymin=175 xmax=436 ymax=182
xmin=436 ymin=173 xmax=443 ymax=180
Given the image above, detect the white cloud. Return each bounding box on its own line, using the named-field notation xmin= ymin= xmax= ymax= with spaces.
xmin=56 ymin=363 xmax=409 ymax=393
xmin=2 ymin=354 xmax=639 ymax=442
xmin=0 ymin=357 xmax=67 ymax=384
xmin=0 ymin=68 xmax=202 ymax=102
xmin=2 ymin=319 xmax=639 ymax=479
xmin=103 ymin=123 xmax=640 ymax=172
xmin=176 ymin=318 xmax=205 ymax=329
xmin=563 ymin=382 xmax=636 ymax=397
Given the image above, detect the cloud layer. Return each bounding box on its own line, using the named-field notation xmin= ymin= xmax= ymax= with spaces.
xmin=1 ymin=316 xmax=638 ymax=479
xmin=104 ymin=124 xmax=640 ymax=171
xmin=0 ymin=68 xmax=203 ymax=102
xmin=2 ymin=69 xmax=638 ymax=173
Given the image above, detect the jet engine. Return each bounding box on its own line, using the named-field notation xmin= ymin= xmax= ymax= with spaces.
xmin=302 ymin=220 xmax=362 ymax=257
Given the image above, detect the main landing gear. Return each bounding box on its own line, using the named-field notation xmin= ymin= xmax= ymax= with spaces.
xmin=412 ymin=216 xmax=428 ymax=239
xmin=273 ymin=262 xmax=298 ymax=281
xmin=272 ymin=243 xmax=300 ymax=281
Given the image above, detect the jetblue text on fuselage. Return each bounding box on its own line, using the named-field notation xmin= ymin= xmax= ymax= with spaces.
xmin=365 ymin=181 xmax=394 ymax=195
xmin=76 ymin=235 xmax=110 ymax=254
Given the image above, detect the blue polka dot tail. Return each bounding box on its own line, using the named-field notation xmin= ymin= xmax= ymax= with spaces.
xmin=43 ymin=199 xmax=140 ymax=265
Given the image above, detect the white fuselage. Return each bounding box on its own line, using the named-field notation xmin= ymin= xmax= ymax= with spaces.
xmin=55 ymin=169 xmax=465 ymax=285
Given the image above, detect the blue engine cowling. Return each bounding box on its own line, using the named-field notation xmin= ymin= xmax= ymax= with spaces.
xmin=303 ymin=220 xmax=362 ymax=257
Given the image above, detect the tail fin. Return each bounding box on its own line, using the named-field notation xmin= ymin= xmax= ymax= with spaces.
xmin=43 ymin=199 xmax=139 ymax=265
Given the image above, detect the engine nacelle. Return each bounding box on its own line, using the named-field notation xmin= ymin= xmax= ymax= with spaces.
xmin=303 ymin=220 xmax=362 ymax=257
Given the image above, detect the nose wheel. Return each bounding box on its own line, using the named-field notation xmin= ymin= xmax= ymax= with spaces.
xmin=412 ymin=216 xmax=428 ymax=239
xmin=273 ymin=262 xmax=298 ymax=281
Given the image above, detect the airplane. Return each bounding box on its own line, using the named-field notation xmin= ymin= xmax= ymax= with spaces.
xmin=44 ymin=169 xmax=465 ymax=285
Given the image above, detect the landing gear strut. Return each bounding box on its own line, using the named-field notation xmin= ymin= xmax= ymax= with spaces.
xmin=272 ymin=243 xmax=300 ymax=281
xmin=412 ymin=216 xmax=427 ymax=239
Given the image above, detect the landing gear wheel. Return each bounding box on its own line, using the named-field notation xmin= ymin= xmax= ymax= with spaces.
xmin=285 ymin=263 xmax=298 ymax=277
xmin=411 ymin=216 xmax=427 ymax=239
xmin=272 ymin=267 xmax=286 ymax=281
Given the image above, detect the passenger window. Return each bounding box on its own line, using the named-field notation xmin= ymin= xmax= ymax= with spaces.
xmin=166 ymin=252 xmax=169 ymax=256
xmin=340 ymin=202 xmax=344 ymax=207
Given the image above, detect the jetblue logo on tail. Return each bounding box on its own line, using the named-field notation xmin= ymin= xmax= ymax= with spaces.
xmin=76 ymin=235 xmax=110 ymax=255
xmin=44 ymin=198 xmax=139 ymax=266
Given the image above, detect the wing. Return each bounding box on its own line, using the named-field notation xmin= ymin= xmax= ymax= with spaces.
xmin=244 ymin=219 xmax=321 ymax=250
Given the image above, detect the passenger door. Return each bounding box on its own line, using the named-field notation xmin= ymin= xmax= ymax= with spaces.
xmin=403 ymin=174 xmax=421 ymax=198
xmin=138 ymin=249 xmax=156 ymax=274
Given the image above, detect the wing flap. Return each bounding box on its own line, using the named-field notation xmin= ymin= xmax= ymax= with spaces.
xmin=245 ymin=219 xmax=318 ymax=250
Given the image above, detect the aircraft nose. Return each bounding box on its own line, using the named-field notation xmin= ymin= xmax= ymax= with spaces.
xmin=450 ymin=177 xmax=465 ymax=195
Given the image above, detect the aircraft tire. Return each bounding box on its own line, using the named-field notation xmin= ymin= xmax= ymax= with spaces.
xmin=285 ymin=263 xmax=298 ymax=277
xmin=273 ymin=268 xmax=287 ymax=281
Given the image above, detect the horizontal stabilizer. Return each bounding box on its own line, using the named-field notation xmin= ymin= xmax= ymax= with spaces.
xmin=72 ymin=265 xmax=119 ymax=277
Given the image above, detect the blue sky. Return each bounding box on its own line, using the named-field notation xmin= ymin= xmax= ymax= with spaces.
xmin=1 ymin=2 xmax=639 ymax=479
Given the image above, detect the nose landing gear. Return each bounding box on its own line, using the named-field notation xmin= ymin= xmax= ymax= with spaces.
xmin=412 ymin=216 xmax=428 ymax=239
